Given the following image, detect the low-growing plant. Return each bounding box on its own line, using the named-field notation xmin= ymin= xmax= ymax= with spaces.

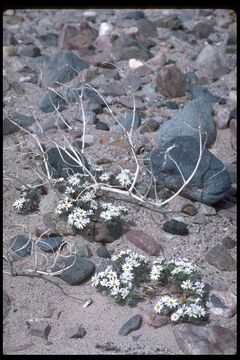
xmin=92 ymin=249 xmax=209 ymax=324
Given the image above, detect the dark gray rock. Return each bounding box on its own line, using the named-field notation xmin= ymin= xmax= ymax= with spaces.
xmin=19 ymin=45 xmax=41 ymax=57
xmin=39 ymin=33 xmax=59 ymax=47
xmin=29 ymin=318 xmax=51 ymax=339
xmin=37 ymin=237 xmax=64 ymax=253
xmin=173 ymin=324 xmax=236 ymax=355
xmin=153 ymin=15 xmax=183 ymax=30
xmin=229 ymin=108 xmax=236 ymax=120
xmin=43 ymin=50 xmax=89 ymax=87
xmin=3 ymin=291 xmax=11 ymax=320
xmin=102 ymin=83 xmax=127 ymax=97
xmin=185 ymin=71 xmax=199 ymax=86
xmin=3 ymin=76 xmax=10 ymax=95
xmin=40 ymin=90 xmax=67 ymax=113
xmin=95 ymin=121 xmax=109 ymax=131
xmin=134 ymin=18 xmax=158 ymax=38
xmin=226 ymin=33 xmax=237 ymax=46
xmin=118 ymin=314 xmax=142 ymax=336
xmin=111 ymin=34 xmax=152 ymax=61
xmin=148 ymin=136 xmax=231 ymax=205
xmin=67 ymin=324 xmax=87 ymax=338
xmin=191 ymin=87 xmax=221 ymax=104
xmin=156 ymin=65 xmax=187 ymax=98
xmin=205 ymin=244 xmax=236 ymax=271
xmin=181 ymin=204 xmax=198 ymax=216
xmin=96 ymin=245 xmax=111 ymax=259
xmin=118 ymin=11 xmax=145 ymax=20
xmin=89 ymin=221 xmax=123 ymax=243
xmin=163 ymin=219 xmax=188 ymax=235
xmin=3 ymin=114 xmax=35 ymax=136
xmin=222 ymin=236 xmax=236 ymax=249
xmin=191 ymin=21 xmax=213 ymax=39
xmin=52 ymin=255 xmax=95 ymax=285
xmin=116 ymin=112 xmax=141 ymax=132
xmin=42 ymin=147 xmax=88 ymax=179
xmin=9 ymin=235 xmax=31 ymax=257
xmin=165 ymin=101 xmax=179 ymax=109
xmin=155 ymin=97 xmax=216 ymax=148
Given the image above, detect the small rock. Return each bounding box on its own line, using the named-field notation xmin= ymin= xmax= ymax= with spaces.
xmin=19 ymin=45 xmax=41 ymax=57
xmin=129 ymin=58 xmax=144 ymax=69
xmin=67 ymin=324 xmax=87 ymax=339
xmin=140 ymin=118 xmax=160 ymax=134
xmin=191 ymin=21 xmax=213 ymax=39
xmin=123 ymin=229 xmax=162 ymax=256
xmin=205 ymin=244 xmax=236 ymax=271
xmin=37 ymin=236 xmax=64 ymax=253
xmin=39 ymin=33 xmax=59 ymax=47
xmin=226 ymin=32 xmax=237 ymax=46
xmin=29 ymin=318 xmax=51 ymax=339
xmin=116 ymin=112 xmax=141 ymax=131
xmin=52 ymin=255 xmax=95 ymax=285
xmin=3 ymin=291 xmax=11 ymax=320
xmin=75 ymin=241 xmax=92 ymax=258
xmin=181 ymin=204 xmax=198 ymax=216
xmin=156 ymin=64 xmax=187 ymax=98
xmin=90 ymin=221 xmax=123 ymax=243
xmin=165 ymin=101 xmax=179 ymax=110
xmin=195 ymin=44 xmax=229 ymax=81
xmin=196 ymin=203 xmax=216 ymax=216
xmin=222 ymin=236 xmax=236 ymax=249
xmin=118 ymin=96 xmax=145 ymax=110
xmin=95 ymin=121 xmax=109 ymax=131
xmin=40 ymin=90 xmax=67 ymax=113
xmin=118 ymin=314 xmax=142 ymax=336
xmin=75 ymin=110 xmax=96 ymax=124
xmin=99 ymin=22 xmax=113 ymax=36
xmin=153 ymin=14 xmax=183 ymax=30
xmin=207 ymin=290 xmax=237 ymax=318
xmin=163 ymin=219 xmax=188 ymax=235
xmin=3 ymin=113 xmax=35 ymax=136
xmin=11 ymin=80 xmax=25 ymax=95
xmin=118 ymin=10 xmax=145 ymax=20
xmin=9 ymin=235 xmax=31 ymax=257
xmin=229 ymin=108 xmax=236 ymax=120
xmin=102 ymin=82 xmax=127 ymax=97
xmin=191 ymin=87 xmax=220 ymax=103
xmin=43 ymin=50 xmax=89 ymax=88
xmin=215 ymin=108 xmax=231 ymax=129
xmin=96 ymin=245 xmax=111 ymax=258
xmin=111 ymin=34 xmax=152 ymax=61
xmin=173 ymin=323 xmax=236 ymax=355
xmin=140 ymin=307 xmax=169 ymax=328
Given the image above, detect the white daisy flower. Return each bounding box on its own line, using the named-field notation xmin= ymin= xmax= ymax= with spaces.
xmin=73 ymin=217 xmax=90 ymax=229
xmin=13 ymin=197 xmax=26 ymax=210
xmin=171 ymin=312 xmax=180 ymax=322
xmin=150 ymin=268 xmax=160 ymax=281
xmin=100 ymin=278 xmax=109 ymax=287
xmin=171 ymin=266 xmax=182 ymax=275
xmin=81 ymin=190 xmax=96 ymax=203
xmin=100 ymin=210 xmax=112 ymax=221
xmin=74 ymin=207 xmax=87 ymax=217
xmin=110 ymin=287 xmax=120 ymax=296
xmin=181 ymin=279 xmax=193 ymax=290
xmin=166 ymin=297 xmax=178 ymax=308
xmin=91 ymin=274 xmax=100 ymax=286
xmin=68 ymin=175 xmax=80 ymax=186
xmin=116 ymin=172 xmax=132 ymax=187
xmin=154 ymin=301 xmax=163 ymax=313
xmin=122 ymin=262 xmax=133 ymax=272
xmin=120 ymin=287 xmax=129 ymax=299
xmin=195 ymin=305 xmax=206 ymax=318
xmin=108 ymin=278 xmax=120 ymax=288
xmin=67 ymin=212 xmax=77 ymax=225
xmin=99 ymin=172 xmax=111 ymax=182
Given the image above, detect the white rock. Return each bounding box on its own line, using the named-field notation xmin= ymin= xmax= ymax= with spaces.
xmin=129 ymin=58 xmax=144 ymax=69
xmin=83 ymin=10 xmax=97 ymax=19
xmin=99 ymin=22 xmax=113 ymax=36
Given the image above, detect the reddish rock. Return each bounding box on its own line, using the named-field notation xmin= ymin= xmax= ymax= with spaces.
xmin=207 ymin=290 xmax=237 ymax=318
xmin=124 ymin=229 xmax=162 ymax=256
xmin=156 ymin=64 xmax=187 ymax=98
xmin=59 ymin=22 xmax=97 ymax=53
xmin=140 ymin=307 xmax=169 ymax=328
xmin=67 ymin=324 xmax=87 ymax=338
xmin=29 ymin=318 xmax=51 ymax=339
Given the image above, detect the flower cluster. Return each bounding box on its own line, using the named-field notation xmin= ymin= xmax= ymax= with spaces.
xmin=52 ymin=166 xmax=134 ymax=231
xmin=151 ymin=257 xmax=208 ymax=323
xmin=13 ymin=184 xmax=46 ymax=214
xmin=92 ymin=249 xmax=150 ymax=305
xmin=92 ymin=250 xmax=208 ymax=324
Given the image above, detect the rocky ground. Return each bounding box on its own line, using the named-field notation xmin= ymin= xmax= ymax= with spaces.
xmin=3 ymin=8 xmax=237 ymax=355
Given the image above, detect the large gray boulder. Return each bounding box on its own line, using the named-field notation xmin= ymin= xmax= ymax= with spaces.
xmin=155 ymin=97 xmax=216 ymax=148
xmin=147 ymin=136 xmax=231 ymax=205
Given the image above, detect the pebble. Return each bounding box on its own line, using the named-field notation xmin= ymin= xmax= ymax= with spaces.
xmin=9 ymin=235 xmax=32 ymax=257
xmin=96 ymin=245 xmax=111 ymax=259
xmin=118 ymin=314 xmax=142 ymax=336
xmin=196 ymin=203 xmax=216 ymax=216
xmin=116 ymin=112 xmax=141 ymax=132
xmin=205 ymin=244 xmax=236 ymax=271
xmin=140 ymin=118 xmax=160 ymax=134
xmin=191 ymin=21 xmax=213 ymax=39
xmin=111 ymin=34 xmax=152 ymax=61
xmin=181 ymin=204 xmax=198 ymax=216
xmin=214 ymin=108 xmax=231 ymax=129
xmin=90 ymin=221 xmax=123 ymax=243
xmin=140 ymin=306 xmax=169 ymax=328
xmin=51 ymin=255 xmax=95 ymax=285
xmin=156 ymin=64 xmax=187 ymax=98
xmin=222 ymin=236 xmax=236 ymax=249
xmin=3 ymin=291 xmax=11 ymax=320
xmin=95 ymin=121 xmax=109 ymax=131
xmin=19 ymin=44 xmax=41 ymax=57
xmin=207 ymin=290 xmax=237 ymax=318
xmin=75 ymin=110 xmax=96 ymax=124
xmin=75 ymin=241 xmax=92 ymax=258
xmin=28 ymin=318 xmax=51 ymax=339
xmin=129 ymin=59 xmax=144 ymax=69
xmin=123 ymin=229 xmax=162 ymax=256
xmin=162 ymin=219 xmax=189 ymax=235
xmin=99 ymin=22 xmax=113 ymax=36
xmin=67 ymin=324 xmax=87 ymax=339
xmin=173 ymin=323 xmax=236 ymax=355
xmin=37 ymin=236 xmax=64 ymax=253
xmin=40 ymin=90 xmax=67 ymax=113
